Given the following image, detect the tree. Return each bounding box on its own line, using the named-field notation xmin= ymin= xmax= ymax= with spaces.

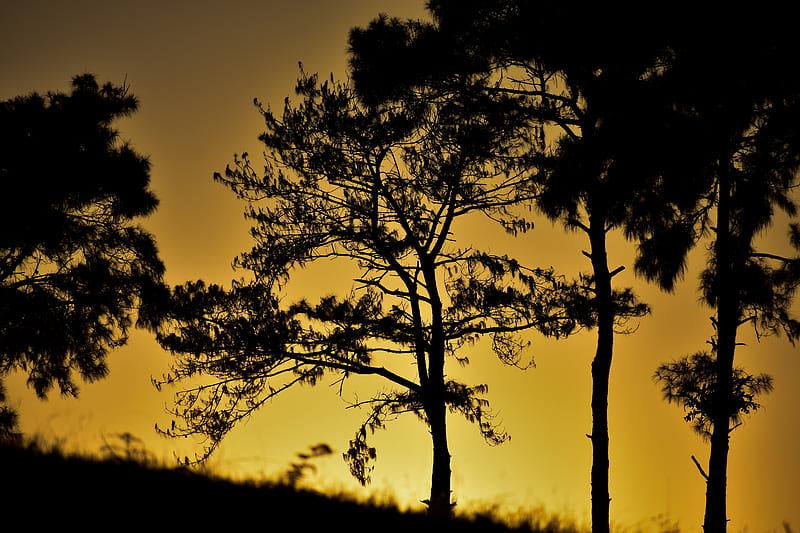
xmin=153 ymin=67 xmax=577 ymax=518
xmin=0 ymin=74 xmax=164 ymax=435
xmin=650 ymin=19 xmax=800 ymax=532
xmin=0 ymin=380 xmax=20 ymax=443
xmin=655 ymin=351 xmax=775 ymax=441
xmin=348 ymin=6 xmax=704 ymax=532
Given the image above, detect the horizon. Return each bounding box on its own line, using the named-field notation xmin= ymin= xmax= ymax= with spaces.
xmin=2 ymin=2 xmax=798 ymax=532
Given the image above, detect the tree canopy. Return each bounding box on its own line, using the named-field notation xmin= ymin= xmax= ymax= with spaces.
xmin=0 ymin=74 xmax=164 ymax=433
xmin=649 ymin=22 xmax=800 ymax=532
xmin=153 ymin=66 xmax=579 ymax=517
xmin=348 ymin=7 xmax=701 ymax=532
xmin=348 ymin=4 xmax=800 ymax=531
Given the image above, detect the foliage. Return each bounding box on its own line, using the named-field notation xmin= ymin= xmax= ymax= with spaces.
xmin=0 ymin=380 xmax=20 ymax=443
xmin=347 ymin=4 xmax=800 ymax=531
xmin=648 ymin=8 xmax=800 ymax=435
xmin=655 ymin=350 xmax=774 ymax=439
xmin=282 ymin=443 xmax=335 ymax=488
xmin=646 ymin=17 xmax=800 ymax=532
xmin=154 ymin=66 xmax=578 ymax=516
xmin=99 ymin=432 xmax=158 ymax=465
xmin=0 ymin=74 xmax=164 ymax=429
xmin=348 ymin=5 xmax=698 ymax=530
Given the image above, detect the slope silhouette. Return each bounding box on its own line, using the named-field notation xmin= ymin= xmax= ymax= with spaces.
xmin=1 ymin=441 xmax=560 ymax=532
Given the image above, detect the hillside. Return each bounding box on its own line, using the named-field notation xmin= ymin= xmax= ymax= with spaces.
xmin=0 ymin=442 xmax=565 ymax=532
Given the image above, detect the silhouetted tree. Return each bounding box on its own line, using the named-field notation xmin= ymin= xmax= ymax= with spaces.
xmin=0 ymin=74 xmax=164 ymax=435
xmin=153 ymin=67 xmax=577 ymax=518
xmin=347 ymin=6 xmax=711 ymax=532
xmin=0 ymin=381 xmax=20 ymax=443
xmin=648 ymin=20 xmax=800 ymax=532
xmin=655 ymin=351 xmax=774 ymax=441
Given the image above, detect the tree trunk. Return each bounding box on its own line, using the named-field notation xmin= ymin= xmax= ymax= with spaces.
xmin=704 ymin=163 xmax=737 ymax=533
xmin=589 ymin=214 xmax=613 ymax=533
xmin=421 ymin=259 xmax=452 ymax=519
xmin=427 ymin=400 xmax=452 ymax=519
xmin=704 ymin=355 xmax=732 ymax=533
xmin=704 ymin=301 xmax=736 ymax=533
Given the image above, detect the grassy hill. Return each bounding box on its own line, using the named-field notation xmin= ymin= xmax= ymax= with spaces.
xmin=0 ymin=440 xmax=577 ymax=532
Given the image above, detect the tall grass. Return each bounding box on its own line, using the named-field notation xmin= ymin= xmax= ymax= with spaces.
xmin=1 ymin=433 xmax=706 ymax=533
xmin=1 ymin=434 xmax=586 ymax=532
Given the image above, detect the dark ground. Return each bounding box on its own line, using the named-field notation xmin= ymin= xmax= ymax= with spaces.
xmin=0 ymin=442 xmax=563 ymax=532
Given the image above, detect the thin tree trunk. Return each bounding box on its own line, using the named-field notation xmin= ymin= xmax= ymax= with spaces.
xmin=704 ymin=163 xmax=737 ymax=533
xmin=425 ymin=337 xmax=452 ymax=519
xmin=589 ymin=214 xmax=613 ymax=533
xmin=428 ymin=399 xmax=452 ymax=519
xmin=704 ymin=349 xmax=733 ymax=533
xmin=422 ymin=259 xmax=452 ymax=519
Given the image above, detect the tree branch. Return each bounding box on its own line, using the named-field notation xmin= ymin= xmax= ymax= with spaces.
xmin=691 ymin=455 xmax=709 ymax=481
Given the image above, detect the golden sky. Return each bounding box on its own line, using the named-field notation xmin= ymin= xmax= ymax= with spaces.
xmin=2 ymin=2 xmax=798 ymax=531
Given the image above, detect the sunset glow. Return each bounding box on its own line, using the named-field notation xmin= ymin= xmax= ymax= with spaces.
xmin=2 ymin=2 xmax=798 ymax=531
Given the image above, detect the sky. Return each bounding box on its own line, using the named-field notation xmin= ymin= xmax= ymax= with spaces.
xmin=2 ymin=2 xmax=799 ymax=531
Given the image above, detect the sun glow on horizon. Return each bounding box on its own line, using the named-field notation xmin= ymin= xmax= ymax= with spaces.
xmin=2 ymin=2 xmax=799 ymax=532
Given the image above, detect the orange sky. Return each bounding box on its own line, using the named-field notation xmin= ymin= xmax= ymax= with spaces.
xmin=2 ymin=2 xmax=798 ymax=531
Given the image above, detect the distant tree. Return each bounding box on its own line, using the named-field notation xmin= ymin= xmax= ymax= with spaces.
xmin=348 ymin=6 xmax=708 ymax=532
xmin=650 ymin=21 xmax=800 ymax=533
xmin=0 ymin=74 xmax=165 ymax=435
xmin=153 ymin=67 xmax=577 ymax=518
